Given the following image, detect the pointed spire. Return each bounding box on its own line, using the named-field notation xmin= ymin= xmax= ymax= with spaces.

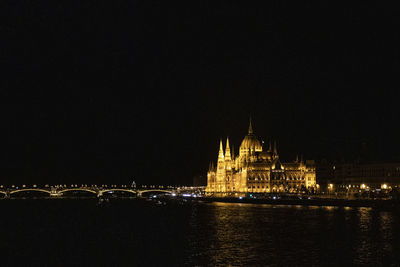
xmin=248 ymin=117 xmax=253 ymax=135
xmin=296 ymin=155 xmax=299 ymax=163
xmin=273 ymin=140 xmax=278 ymax=155
xmin=218 ymin=139 xmax=224 ymax=161
xmin=225 ymin=137 xmax=231 ymax=160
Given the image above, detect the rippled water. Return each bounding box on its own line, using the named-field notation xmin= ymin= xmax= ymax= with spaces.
xmin=1 ymin=199 xmax=399 ymax=266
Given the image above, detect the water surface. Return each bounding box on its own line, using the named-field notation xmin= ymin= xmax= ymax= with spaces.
xmin=1 ymin=199 xmax=399 ymax=266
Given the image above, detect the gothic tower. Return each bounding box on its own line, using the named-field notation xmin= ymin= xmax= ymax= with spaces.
xmin=216 ymin=140 xmax=226 ymax=192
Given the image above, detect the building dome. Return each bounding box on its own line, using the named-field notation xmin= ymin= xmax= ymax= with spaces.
xmin=240 ymin=135 xmax=262 ymax=151
xmin=239 ymin=119 xmax=262 ymax=155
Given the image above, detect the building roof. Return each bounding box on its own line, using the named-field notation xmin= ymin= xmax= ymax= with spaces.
xmin=240 ymin=119 xmax=262 ymax=151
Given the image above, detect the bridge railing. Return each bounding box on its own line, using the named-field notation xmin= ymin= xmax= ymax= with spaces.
xmin=0 ymin=185 xmax=182 ymax=198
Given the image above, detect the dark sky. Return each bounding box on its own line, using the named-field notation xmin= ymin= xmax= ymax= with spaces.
xmin=1 ymin=2 xmax=400 ymax=185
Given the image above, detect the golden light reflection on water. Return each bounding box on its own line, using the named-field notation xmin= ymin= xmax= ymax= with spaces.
xmin=358 ymin=207 xmax=372 ymax=232
xmin=186 ymin=202 xmax=399 ymax=266
xmin=211 ymin=203 xmax=273 ymax=266
xmin=353 ymin=207 xmax=372 ymax=265
xmin=378 ymin=211 xmax=393 ymax=257
xmin=206 ymin=203 xmax=335 ymax=265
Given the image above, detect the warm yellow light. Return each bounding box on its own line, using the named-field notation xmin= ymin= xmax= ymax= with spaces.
xmin=329 ymin=184 xmax=333 ymax=189
xmin=361 ymin=184 xmax=366 ymax=189
xmin=382 ymin=184 xmax=388 ymax=189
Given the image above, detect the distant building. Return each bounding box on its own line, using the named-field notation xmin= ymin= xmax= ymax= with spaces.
xmin=315 ymin=159 xmax=334 ymax=192
xmin=206 ymin=120 xmax=317 ymax=195
xmin=330 ymin=161 xmax=400 ymax=192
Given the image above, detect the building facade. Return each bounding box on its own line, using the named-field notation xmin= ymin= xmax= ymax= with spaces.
xmin=206 ymin=121 xmax=317 ymax=195
xmin=327 ymin=161 xmax=400 ymax=193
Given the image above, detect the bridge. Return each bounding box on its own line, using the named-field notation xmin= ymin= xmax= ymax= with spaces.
xmin=0 ymin=185 xmax=182 ymax=198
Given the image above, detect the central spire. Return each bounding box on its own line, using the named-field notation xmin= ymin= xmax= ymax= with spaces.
xmin=248 ymin=117 xmax=253 ymax=135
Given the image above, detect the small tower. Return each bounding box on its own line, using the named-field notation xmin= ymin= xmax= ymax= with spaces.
xmin=273 ymin=140 xmax=278 ymax=159
xmin=208 ymin=162 xmax=216 ymax=172
xmin=225 ymin=137 xmax=231 ymax=161
xmin=225 ymin=137 xmax=233 ymax=170
xmin=216 ymin=140 xmax=226 ymax=192
xmin=218 ymin=139 xmax=224 ymax=163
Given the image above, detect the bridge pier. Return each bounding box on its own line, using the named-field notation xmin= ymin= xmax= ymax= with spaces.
xmin=4 ymin=190 xmax=10 ymax=199
xmin=50 ymin=188 xmax=61 ymax=197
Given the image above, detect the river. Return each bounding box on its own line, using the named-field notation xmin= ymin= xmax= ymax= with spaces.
xmin=1 ymin=198 xmax=399 ymax=266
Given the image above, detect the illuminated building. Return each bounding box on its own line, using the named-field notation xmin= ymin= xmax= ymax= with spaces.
xmin=329 ymin=162 xmax=400 ymax=192
xmin=206 ymin=120 xmax=317 ymax=195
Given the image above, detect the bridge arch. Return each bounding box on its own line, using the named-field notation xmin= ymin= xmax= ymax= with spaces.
xmin=138 ymin=189 xmax=173 ymax=195
xmin=58 ymin=188 xmax=98 ymax=195
xmin=9 ymin=188 xmax=51 ymax=195
xmin=99 ymin=189 xmax=137 ymax=196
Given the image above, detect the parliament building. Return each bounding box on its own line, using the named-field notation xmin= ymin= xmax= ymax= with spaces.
xmin=206 ymin=121 xmax=317 ymax=195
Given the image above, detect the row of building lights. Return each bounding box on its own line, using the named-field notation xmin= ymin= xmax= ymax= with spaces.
xmin=328 ymin=183 xmax=391 ymax=190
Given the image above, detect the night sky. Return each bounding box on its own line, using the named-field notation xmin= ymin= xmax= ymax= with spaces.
xmin=1 ymin=2 xmax=400 ymax=185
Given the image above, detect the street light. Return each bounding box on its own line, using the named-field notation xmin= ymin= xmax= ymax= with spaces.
xmin=328 ymin=184 xmax=333 ymax=193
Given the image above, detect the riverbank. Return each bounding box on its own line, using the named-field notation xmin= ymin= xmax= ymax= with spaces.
xmin=200 ymin=196 xmax=400 ymax=210
xmin=2 ymin=195 xmax=400 ymax=211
